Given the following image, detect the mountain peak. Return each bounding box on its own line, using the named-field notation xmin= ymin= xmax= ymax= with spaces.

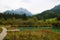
xmin=4 ymin=8 xmax=32 ymax=16
xmin=15 ymin=8 xmax=26 ymax=11
xmin=15 ymin=8 xmax=32 ymax=16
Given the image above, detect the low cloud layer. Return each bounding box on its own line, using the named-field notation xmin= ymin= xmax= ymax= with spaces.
xmin=0 ymin=0 xmax=60 ymax=14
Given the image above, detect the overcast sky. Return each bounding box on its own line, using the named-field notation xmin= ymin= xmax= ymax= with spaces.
xmin=0 ymin=0 xmax=60 ymax=14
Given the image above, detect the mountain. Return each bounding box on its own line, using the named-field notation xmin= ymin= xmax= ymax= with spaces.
xmin=51 ymin=5 xmax=60 ymax=13
xmin=34 ymin=5 xmax=60 ymax=20
xmin=4 ymin=8 xmax=32 ymax=16
xmin=14 ymin=8 xmax=32 ymax=16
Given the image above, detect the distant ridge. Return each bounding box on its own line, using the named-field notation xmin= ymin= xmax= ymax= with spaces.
xmin=4 ymin=8 xmax=32 ymax=16
xmin=34 ymin=5 xmax=60 ymax=19
xmin=51 ymin=5 xmax=60 ymax=13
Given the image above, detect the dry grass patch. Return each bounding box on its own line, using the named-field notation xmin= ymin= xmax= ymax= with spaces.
xmin=4 ymin=30 xmax=60 ymax=40
xmin=0 ymin=28 xmax=2 ymax=33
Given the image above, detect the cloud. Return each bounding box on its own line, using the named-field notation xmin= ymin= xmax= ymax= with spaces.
xmin=21 ymin=0 xmax=31 ymax=3
xmin=0 ymin=0 xmax=60 ymax=14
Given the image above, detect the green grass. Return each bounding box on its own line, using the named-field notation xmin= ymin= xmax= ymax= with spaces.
xmin=3 ymin=27 xmax=60 ymax=40
xmin=18 ymin=27 xmax=60 ymax=32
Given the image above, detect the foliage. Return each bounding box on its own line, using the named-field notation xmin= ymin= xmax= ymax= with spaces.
xmin=52 ymin=22 xmax=60 ymax=29
xmin=0 ymin=28 xmax=2 ymax=33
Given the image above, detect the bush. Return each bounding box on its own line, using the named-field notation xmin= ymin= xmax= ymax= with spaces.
xmin=0 ymin=28 xmax=2 ymax=33
xmin=52 ymin=22 xmax=60 ymax=29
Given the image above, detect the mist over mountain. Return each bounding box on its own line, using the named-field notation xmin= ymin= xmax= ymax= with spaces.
xmin=4 ymin=8 xmax=32 ymax=16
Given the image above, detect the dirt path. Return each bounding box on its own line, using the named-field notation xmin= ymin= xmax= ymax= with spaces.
xmin=0 ymin=27 xmax=7 ymax=40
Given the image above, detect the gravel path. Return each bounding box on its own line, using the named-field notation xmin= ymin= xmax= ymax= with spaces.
xmin=0 ymin=27 xmax=7 ymax=40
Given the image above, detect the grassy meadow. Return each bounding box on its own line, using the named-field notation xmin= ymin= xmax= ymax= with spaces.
xmin=0 ymin=18 xmax=59 ymax=40
xmin=4 ymin=30 xmax=60 ymax=40
xmin=0 ymin=17 xmax=59 ymax=40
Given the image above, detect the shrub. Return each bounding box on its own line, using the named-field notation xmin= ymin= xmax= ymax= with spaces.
xmin=0 ymin=28 xmax=2 ymax=33
xmin=52 ymin=22 xmax=60 ymax=29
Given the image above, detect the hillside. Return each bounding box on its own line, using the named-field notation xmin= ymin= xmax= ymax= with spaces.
xmin=34 ymin=5 xmax=60 ymax=20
